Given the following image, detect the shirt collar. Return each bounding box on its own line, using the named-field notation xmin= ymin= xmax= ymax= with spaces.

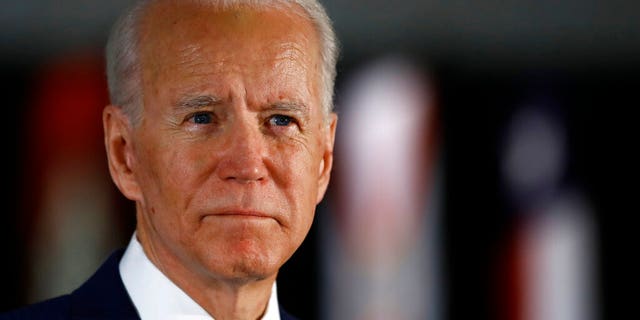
xmin=119 ymin=232 xmax=281 ymax=320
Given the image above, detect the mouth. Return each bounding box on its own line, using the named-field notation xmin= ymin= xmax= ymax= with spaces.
xmin=203 ymin=209 xmax=276 ymax=220
xmin=217 ymin=211 xmax=271 ymax=218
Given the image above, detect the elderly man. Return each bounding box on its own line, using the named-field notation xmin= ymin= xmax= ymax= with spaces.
xmin=1 ymin=0 xmax=338 ymax=319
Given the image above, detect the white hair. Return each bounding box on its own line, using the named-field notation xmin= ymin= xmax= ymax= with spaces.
xmin=105 ymin=0 xmax=339 ymax=125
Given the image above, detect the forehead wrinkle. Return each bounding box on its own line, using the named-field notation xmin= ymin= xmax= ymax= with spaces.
xmin=267 ymin=40 xmax=315 ymax=74
xmin=172 ymin=43 xmax=227 ymax=79
xmin=176 ymin=43 xmax=205 ymax=69
xmin=273 ymin=44 xmax=309 ymax=67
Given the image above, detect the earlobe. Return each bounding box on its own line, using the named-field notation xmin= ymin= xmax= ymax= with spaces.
xmin=103 ymin=105 xmax=141 ymax=201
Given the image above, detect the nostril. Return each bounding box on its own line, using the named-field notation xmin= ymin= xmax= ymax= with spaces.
xmin=227 ymin=176 xmax=265 ymax=183
xmin=227 ymin=173 xmax=264 ymax=182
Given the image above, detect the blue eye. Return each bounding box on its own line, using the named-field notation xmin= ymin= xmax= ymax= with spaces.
xmin=192 ymin=113 xmax=212 ymax=124
xmin=270 ymin=115 xmax=293 ymax=126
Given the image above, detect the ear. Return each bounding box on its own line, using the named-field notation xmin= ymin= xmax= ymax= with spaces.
xmin=103 ymin=105 xmax=142 ymax=201
xmin=316 ymin=112 xmax=338 ymax=204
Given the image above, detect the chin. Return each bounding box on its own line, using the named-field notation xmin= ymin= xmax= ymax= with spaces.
xmin=211 ymin=257 xmax=282 ymax=284
xmin=198 ymin=240 xmax=287 ymax=282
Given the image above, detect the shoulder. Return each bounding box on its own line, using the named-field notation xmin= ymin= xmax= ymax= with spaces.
xmin=0 ymin=249 xmax=133 ymax=320
xmin=0 ymin=295 xmax=71 ymax=320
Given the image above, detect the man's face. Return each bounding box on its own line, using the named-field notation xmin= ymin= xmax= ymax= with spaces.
xmin=117 ymin=2 xmax=335 ymax=282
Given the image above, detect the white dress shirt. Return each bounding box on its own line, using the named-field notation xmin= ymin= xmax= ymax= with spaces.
xmin=119 ymin=233 xmax=281 ymax=320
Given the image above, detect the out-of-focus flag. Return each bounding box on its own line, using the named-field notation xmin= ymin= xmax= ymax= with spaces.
xmin=498 ymin=103 xmax=599 ymax=320
xmin=19 ymin=51 xmax=129 ymax=303
xmin=321 ymin=55 xmax=443 ymax=320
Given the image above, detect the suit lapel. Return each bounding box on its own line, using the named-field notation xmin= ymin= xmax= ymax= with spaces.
xmin=69 ymin=249 xmax=140 ymax=320
xmin=279 ymin=307 xmax=300 ymax=320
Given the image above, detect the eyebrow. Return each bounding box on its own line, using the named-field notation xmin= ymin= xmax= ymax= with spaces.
xmin=175 ymin=95 xmax=222 ymax=110
xmin=269 ymin=101 xmax=310 ymax=114
xmin=175 ymin=95 xmax=310 ymax=115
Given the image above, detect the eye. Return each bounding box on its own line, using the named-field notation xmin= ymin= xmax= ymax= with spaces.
xmin=189 ymin=112 xmax=213 ymax=124
xmin=269 ymin=114 xmax=294 ymax=127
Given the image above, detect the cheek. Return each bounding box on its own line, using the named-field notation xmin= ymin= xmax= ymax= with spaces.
xmin=272 ymin=142 xmax=321 ymax=225
xmin=137 ymin=139 xmax=200 ymax=210
xmin=273 ymin=141 xmax=315 ymax=184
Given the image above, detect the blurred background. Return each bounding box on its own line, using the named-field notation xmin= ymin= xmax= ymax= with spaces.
xmin=1 ymin=1 xmax=636 ymax=319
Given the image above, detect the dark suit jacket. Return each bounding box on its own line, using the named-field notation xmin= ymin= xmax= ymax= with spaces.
xmin=0 ymin=250 xmax=298 ymax=320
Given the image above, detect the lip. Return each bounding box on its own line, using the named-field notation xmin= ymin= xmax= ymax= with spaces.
xmin=204 ymin=209 xmax=274 ymax=219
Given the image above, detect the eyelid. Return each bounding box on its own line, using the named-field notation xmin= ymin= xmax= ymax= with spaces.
xmin=269 ymin=102 xmax=308 ymax=117
xmin=185 ymin=110 xmax=215 ymax=124
xmin=268 ymin=113 xmax=299 ymax=125
xmin=273 ymin=113 xmax=295 ymax=120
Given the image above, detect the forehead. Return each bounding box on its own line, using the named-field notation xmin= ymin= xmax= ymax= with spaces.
xmin=138 ymin=1 xmax=319 ymax=77
xmin=136 ymin=1 xmax=323 ymax=111
xmin=142 ymin=1 xmax=313 ymax=39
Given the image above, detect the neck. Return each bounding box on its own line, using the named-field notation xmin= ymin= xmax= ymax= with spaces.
xmin=136 ymin=224 xmax=277 ymax=320
xmin=192 ymin=279 xmax=275 ymax=320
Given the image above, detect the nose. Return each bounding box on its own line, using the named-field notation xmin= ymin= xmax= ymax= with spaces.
xmin=216 ymin=115 xmax=268 ymax=183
